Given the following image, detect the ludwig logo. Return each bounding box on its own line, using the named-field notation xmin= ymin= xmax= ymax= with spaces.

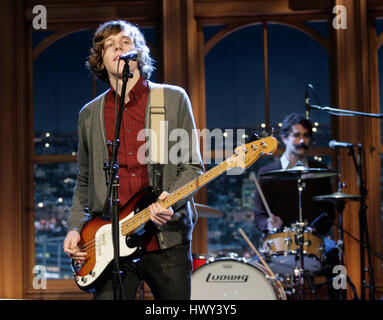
xmin=206 ymin=273 xmax=249 ymax=283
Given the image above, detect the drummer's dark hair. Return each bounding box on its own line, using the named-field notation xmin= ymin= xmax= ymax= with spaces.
xmin=280 ymin=113 xmax=313 ymax=138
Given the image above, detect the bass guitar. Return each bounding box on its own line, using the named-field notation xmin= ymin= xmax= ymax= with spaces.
xmin=71 ymin=136 xmax=278 ymax=291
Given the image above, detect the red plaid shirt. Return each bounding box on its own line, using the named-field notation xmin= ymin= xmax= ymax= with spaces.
xmin=104 ymin=77 xmax=159 ymax=251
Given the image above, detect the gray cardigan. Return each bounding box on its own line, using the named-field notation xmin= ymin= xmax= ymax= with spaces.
xmin=68 ymin=81 xmax=204 ymax=250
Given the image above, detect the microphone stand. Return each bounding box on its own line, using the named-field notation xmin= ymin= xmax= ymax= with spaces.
xmin=309 ymin=104 xmax=383 ymax=119
xmin=102 ymin=60 xmax=133 ymax=300
xmin=348 ymin=144 xmax=376 ymax=300
xmin=307 ymin=102 xmax=379 ymax=300
xmin=320 ymin=202 xmax=383 ymax=301
xmin=330 ymin=209 xmax=383 ymax=262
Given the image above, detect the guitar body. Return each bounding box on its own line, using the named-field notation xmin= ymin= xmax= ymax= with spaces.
xmin=72 ymin=187 xmax=158 ymax=292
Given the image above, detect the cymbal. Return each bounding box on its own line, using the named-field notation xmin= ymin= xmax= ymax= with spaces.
xmin=195 ymin=203 xmax=223 ymax=218
xmin=313 ymin=191 xmax=361 ymax=201
xmin=261 ymin=166 xmax=338 ymax=180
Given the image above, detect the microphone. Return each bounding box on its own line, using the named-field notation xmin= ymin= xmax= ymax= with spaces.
xmin=329 ymin=140 xmax=354 ymax=148
xmin=119 ymin=50 xmax=138 ymax=61
xmin=305 ymin=83 xmax=313 ymax=120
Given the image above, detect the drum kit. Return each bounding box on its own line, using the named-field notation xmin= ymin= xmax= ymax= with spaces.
xmin=191 ymin=162 xmax=361 ymax=300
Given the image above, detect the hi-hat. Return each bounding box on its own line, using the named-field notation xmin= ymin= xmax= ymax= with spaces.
xmin=261 ymin=165 xmax=338 ymax=180
xmin=195 ymin=204 xmax=223 ymax=218
xmin=313 ymin=191 xmax=361 ymax=201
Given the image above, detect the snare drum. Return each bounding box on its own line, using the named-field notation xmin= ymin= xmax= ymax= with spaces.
xmin=262 ymin=227 xmax=323 ymax=276
xmin=191 ymin=257 xmax=286 ymax=300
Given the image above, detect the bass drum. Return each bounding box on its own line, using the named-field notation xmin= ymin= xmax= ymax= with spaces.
xmin=191 ymin=257 xmax=286 ymax=300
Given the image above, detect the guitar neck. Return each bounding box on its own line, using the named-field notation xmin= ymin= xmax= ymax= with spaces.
xmin=120 ymin=137 xmax=273 ymax=237
xmin=121 ymin=159 xmax=230 ymax=236
xmin=163 ymin=159 xmax=231 ymax=208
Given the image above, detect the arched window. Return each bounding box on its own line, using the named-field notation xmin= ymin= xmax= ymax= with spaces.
xmin=33 ymin=29 xmax=95 ymax=280
xmin=203 ymin=21 xmax=331 ymax=257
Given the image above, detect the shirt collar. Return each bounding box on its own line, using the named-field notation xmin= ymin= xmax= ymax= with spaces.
xmin=130 ymin=76 xmax=148 ymax=101
xmin=109 ymin=75 xmax=148 ymax=103
xmin=280 ymin=153 xmax=290 ymax=169
xmin=280 ymin=153 xmax=309 ymax=169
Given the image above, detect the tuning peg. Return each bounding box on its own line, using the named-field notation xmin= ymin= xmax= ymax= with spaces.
xmin=252 ymin=132 xmax=260 ymax=140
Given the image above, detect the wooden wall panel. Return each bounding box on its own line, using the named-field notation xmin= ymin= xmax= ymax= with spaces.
xmin=331 ymin=0 xmax=381 ymax=299
xmin=368 ymin=12 xmax=383 ymax=299
xmin=0 ymin=0 xmax=25 ymax=299
xmin=161 ymin=0 xmax=187 ymax=88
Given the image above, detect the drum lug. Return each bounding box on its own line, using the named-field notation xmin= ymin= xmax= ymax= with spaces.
xmin=227 ymin=252 xmax=239 ymax=259
xmin=284 ymin=237 xmax=292 ymax=247
xmin=266 ymin=240 xmax=274 ymax=250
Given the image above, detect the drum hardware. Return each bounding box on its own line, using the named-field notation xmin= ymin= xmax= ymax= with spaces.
xmin=313 ymin=177 xmax=357 ymax=268
xmin=253 ymin=167 xmax=302 ymax=287
xmin=192 ymin=254 xmax=214 ymax=272
xmin=265 ymin=240 xmax=275 ymax=250
xmin=260 ymin=162 xmax=337 ymax=300
xmin=226 ymin=252 xmax=240 ymax=260
xmin=313 ymin=174 xmax=359 ymax=300
xmin=291 ymin=165 xmax=306 ymax=300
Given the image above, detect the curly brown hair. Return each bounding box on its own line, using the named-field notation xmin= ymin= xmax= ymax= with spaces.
xmin=280 ymin=113 xmax=313 ymax=139
xmin=86 ymin=20 xmax=154 ymax=83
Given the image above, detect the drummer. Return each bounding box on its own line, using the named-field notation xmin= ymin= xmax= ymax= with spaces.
xmin=254 ymin=113 xmax=335 ymax=236
xmin=253 ymin=113 xmax=341 ymax=299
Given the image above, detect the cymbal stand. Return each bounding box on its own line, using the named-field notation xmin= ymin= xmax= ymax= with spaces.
xmin=335 ymin=174 xmax=346 ymax=267
xmin=334 ymin=176 xmax=347 ymax=299
xmin=295 ymin=176 xmax=306 ymax=300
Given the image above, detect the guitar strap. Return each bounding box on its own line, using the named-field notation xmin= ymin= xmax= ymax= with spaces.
xmin=149 ymin=87 xmax=166 ymax=195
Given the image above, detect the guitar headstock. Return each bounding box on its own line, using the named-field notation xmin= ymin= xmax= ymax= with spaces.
xmin=227 ymin=136 xmax=278 ymax=169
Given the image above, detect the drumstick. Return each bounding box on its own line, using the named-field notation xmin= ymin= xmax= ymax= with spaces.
xmin=238 ymin=228 xmax=287 ymax=300
xmin=252 ymin=173 xmax=273 ymax=218
xmin=238 ymin=228 xmax=276 ymax=278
